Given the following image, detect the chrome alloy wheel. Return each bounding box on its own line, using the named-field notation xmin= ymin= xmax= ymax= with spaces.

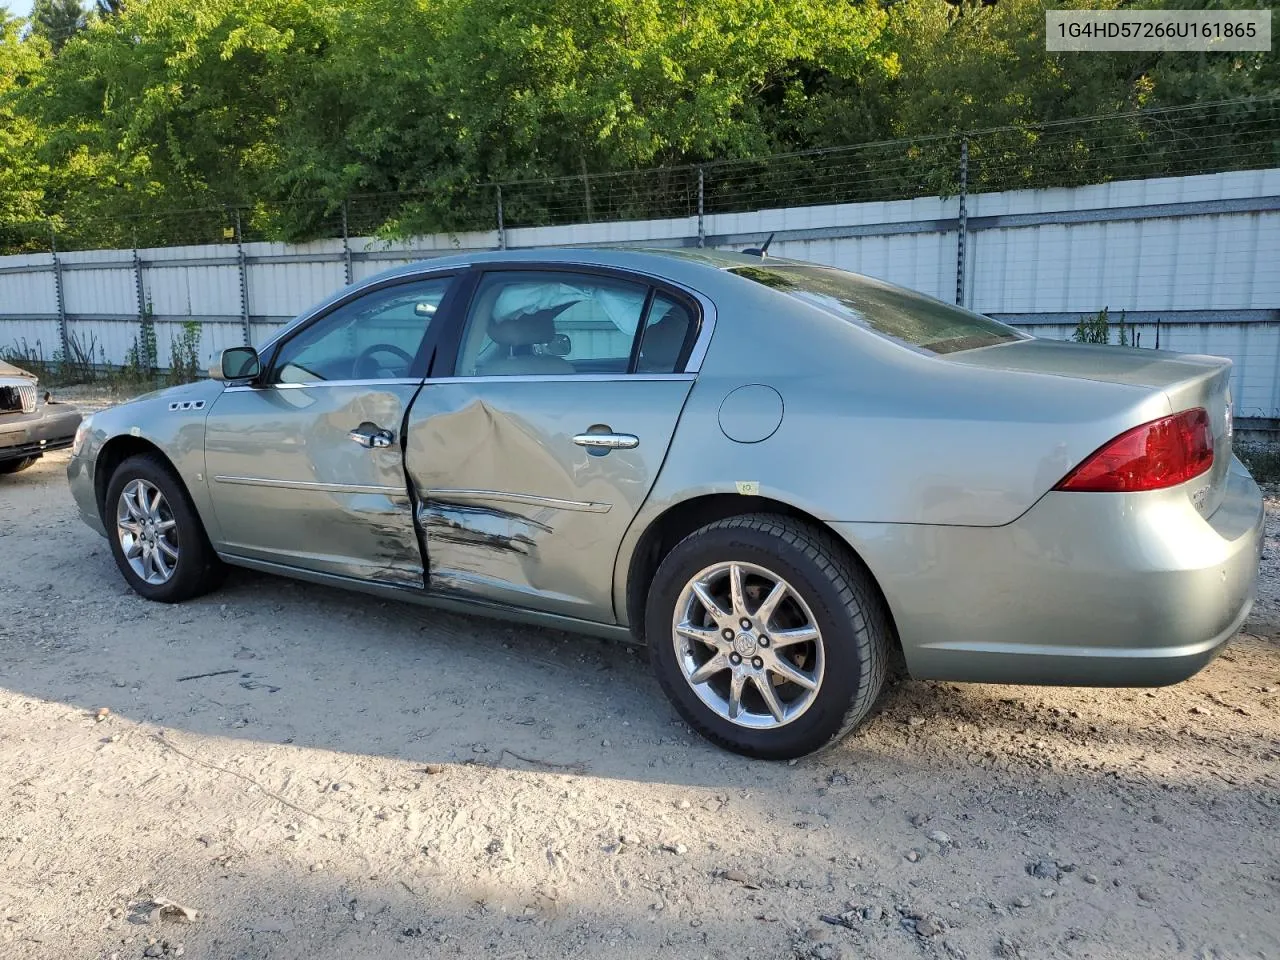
xmin=116 ymin=478 xmax=179 ymax=585
xmin=672 ymin=561 xmax=825 ymax=729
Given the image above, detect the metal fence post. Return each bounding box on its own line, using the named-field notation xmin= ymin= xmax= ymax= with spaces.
xmin=341 ymin=200 xmax=354 ymax=286
xmin=955 ymin=139 xmax=969 ymax=307
xmin=495 ymin=185 xmax=506 ymax=250
xmin=49 ymin=224 xmax=70 ymax=362
xmin=582 ymin=160 xmax=593 ymax=224
xmin=697 ymin=167 xmax=706 ymax=248
xmin=132 ymin=242 xmax=146 ymax=328
xmin=234 ymin=208 xmax=251 ymax=346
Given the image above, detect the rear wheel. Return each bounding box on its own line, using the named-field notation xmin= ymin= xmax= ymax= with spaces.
xmin=105 ymin=453 xmax=224 ymax=602
xmin=646 ymin=514 xmax=891 ymax=760
xmin=0 ymin=456 xmax=38 ymax=475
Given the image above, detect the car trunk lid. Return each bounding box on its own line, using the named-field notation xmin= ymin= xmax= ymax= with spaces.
xmin=947 ymin=339 xmax=1233 ymax=517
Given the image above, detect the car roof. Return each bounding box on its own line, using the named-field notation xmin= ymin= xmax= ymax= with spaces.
xmin=360 ymin=246 xmax=793 ymax=290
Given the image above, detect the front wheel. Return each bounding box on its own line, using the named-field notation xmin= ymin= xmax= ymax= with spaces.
xmin=104 ymin=453 xmax=224 ymax=602
xmin=646 ymin=514 xmax=892 ymax=760
xmin=0 ymin=456 xmax=38 ymax=475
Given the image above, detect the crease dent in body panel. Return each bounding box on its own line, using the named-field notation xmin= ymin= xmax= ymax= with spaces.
xmin=337 ymin=491 xmax=423 ymax=586
xmin=420 ymin=499 xmax=551 ymax=554
xmin=418 ymin=498 xmax=556 ymax=595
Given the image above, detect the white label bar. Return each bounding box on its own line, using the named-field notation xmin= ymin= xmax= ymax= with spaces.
xmin=1047 ymin=10 xmax=1271 ymax=51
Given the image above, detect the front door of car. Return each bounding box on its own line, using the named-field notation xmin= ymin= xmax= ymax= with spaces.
xmin=404 ymin=267 xmax=702 ymax=623
xmin=203 ymin=273 xmax=461 ymax=586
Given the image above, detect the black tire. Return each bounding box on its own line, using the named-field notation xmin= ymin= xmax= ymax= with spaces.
xmin=645 ymin=514 xmax=891 ymax=760
xmin=0 ymin=456 xmax=39 ymax=475
xmin=104 ymin=452 xmax=225 ymax=602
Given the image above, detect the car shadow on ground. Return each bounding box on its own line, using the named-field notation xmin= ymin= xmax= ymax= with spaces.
xmin=15 ymin=556 xmax=1276 ymax=787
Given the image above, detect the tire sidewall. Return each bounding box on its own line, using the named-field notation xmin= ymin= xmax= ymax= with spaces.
xmin=647 ymin=522 xmax=871 ymax=759
xmin=104 ymin=455 xmax=208 ymax=602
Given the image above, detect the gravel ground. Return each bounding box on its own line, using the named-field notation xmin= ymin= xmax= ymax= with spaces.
xmin=0 ymin=448 xmax=1277 ymax=960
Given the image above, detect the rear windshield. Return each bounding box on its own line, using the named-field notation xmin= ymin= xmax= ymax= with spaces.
xmin=729 ymin=264 xmax=1025 ymax=355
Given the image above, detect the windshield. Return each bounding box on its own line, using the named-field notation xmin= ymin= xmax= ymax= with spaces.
xmin=729 ymin=264 xmax=1025 ymax=355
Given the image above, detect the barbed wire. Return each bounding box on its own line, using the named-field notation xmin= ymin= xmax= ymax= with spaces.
xmin=1 ymin=95 xmax=1276 ymax=255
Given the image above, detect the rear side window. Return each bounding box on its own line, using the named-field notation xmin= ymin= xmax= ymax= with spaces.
xmin=730 ymin=264 xmax=1024 ymax=355
xmin=453 ymin=270 xmax=697 ymax=376
xmin=636 ymin=295 xmax=694 ymax=373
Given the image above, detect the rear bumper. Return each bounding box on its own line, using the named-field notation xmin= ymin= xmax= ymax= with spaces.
xmin=0 ymin=403 xmax=81 ymax=463
xmin=833 ymin=456 xmax=1264 ymax=687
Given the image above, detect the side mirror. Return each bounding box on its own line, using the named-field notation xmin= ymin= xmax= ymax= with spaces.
xmin=544 ymin=333 xmax=572 ymax=357
xmin=414 ymin=302 xmax=437 ymax=317
xmin=211 ymin=346 xmax=260 ymax=382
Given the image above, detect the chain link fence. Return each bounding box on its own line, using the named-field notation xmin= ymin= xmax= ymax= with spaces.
xmin=1 ymin=96 xmax=1276 ymax=255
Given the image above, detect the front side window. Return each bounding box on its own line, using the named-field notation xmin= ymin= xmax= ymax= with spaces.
xmin=456 ymin=271 xmax=691 ymax=377
xmin=730 ymin=264 xmax=1024 ymax=355
xmin=269 ymin=276 xmax=453 ymax=384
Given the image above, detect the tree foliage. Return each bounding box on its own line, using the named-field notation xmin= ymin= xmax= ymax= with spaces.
xmin=0 ymin=0 xmax=1274 ymax=249
xmin=31 ymin=0 xmax=86 ymax=52
xmin=0 ymin=12 xmax=52 ymax=247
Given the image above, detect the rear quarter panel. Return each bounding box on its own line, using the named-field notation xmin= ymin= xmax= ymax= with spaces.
xmin=612 ymin=278 xmax=1172 ymax=624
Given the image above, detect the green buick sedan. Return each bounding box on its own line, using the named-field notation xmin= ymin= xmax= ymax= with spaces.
xmin=68 ymin=248 xmax=1263 ymax=759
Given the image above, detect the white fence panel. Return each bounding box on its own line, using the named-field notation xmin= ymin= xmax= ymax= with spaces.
xmin=244 ymin=240 xmax=347 ymax=321
xmin=4 ymin=318 xmax=61 ymax=359
xmin=0 ymin=168 xmax=1276 ymax=415
xmin=142 ymin=249 xmax=243 ymax=320
xmin=0 ymin=253 xmax=57 ymax=316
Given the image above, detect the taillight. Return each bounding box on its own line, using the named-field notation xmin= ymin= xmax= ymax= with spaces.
xmin=1055 ymin=408 xmax=1214 ymax=493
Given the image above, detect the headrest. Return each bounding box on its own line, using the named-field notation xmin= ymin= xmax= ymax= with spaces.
xmin=489 ymin=299 xmax=582 ymax=347
xmin=489 ymin=309 xmax=557 ymax=346
xmin=639 ymin=308 xmax=689 ymax=370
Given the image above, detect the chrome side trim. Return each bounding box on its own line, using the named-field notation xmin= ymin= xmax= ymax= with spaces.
xmin=683 ymin=294 xmax=716 ymax=373
xmin=213 ymin=475 xmax=403 ymax=495
xmin=425 ymin=488 xmax=612 ymax=514
xmin=425 ymin=373 xmax=695 ymax=385
xmin=224 ymin=378 xmax=423 ymax=393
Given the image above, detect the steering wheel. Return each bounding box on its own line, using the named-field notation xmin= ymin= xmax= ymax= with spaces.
xmin=354 ymin=343 xmax=415 ymax=379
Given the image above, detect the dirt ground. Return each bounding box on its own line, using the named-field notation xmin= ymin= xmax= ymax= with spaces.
xmin=1 ymin=443 xmax=1277 ymax=960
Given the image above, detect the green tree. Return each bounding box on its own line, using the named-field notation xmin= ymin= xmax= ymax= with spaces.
xmin=0 ymin=12 xmax=51 ymax=248
xmin=7 ymin=0 xmax=1277 ymax=250
xmin=31 ymin=0 xmax=86 ymax=52
xmin=26 ymin=0 xmax=334 ymax=242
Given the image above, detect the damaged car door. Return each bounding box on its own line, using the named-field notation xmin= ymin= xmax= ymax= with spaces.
xmin=203 ymin=274 xmax=459 ymax=585
xmin=404 ymin=267 xmax=701 ymax=623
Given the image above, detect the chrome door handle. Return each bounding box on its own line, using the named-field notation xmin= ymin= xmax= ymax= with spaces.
xmin=573 ymin=432 xmax=639 ymax=450
xmin=348 ymin=422 xmax=395 ymax=449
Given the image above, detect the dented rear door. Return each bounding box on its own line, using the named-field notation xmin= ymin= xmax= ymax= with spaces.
xmin=403 ymin=376 xmax=694 ymax=622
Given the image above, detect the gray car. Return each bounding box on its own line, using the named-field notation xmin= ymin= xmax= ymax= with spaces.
xmin=67 ymin=248 xmax=1263 ymax=759
xmin=1 ymin=359 xmax=82 ymax=474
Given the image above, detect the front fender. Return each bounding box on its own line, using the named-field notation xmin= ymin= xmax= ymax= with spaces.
xmin=79 ymin=380 xmax=225 ymax=541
